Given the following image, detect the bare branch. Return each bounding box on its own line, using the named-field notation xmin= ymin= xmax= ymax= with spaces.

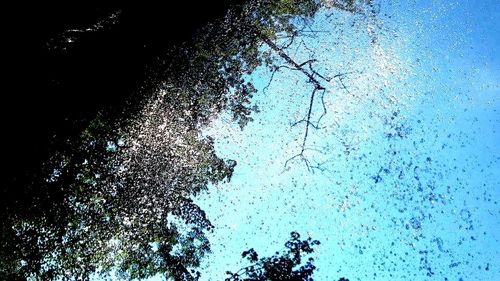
xmin=337 ymin=75 xmax=351 ymax=94
xmin=308 ymin=63 xmax=332 ymax=82
xmin=258 ymin=32 xmax=357 ymax=171
xmin=263 ymin=65 xmax=286 ymax=94
xmin=291 ymin=119 xmax=323 ymax=130
xmin=315 ymin=89 xmax=328 ymax=127
xmin=283 ymin=31 xmax=297 ymax=49
xmin=299 ymin=59 xmax=317 ymax=67
xmin=283 ymin=153 xmax=311 ymax=172
xmin=258 ymin=32 xmax=325 ymax=90
xmin=300 ymin=87 xmax=319 ymax=152
xmin=258 ymin=32 xmax=329 ymax=171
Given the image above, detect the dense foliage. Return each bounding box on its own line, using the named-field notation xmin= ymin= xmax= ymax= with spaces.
xmin=1 ymin=1 xmax=367 ymax=280
xmin=225 ymin=232 xmax=320 ymax=281
xmin=225 ymin=232 xmax=349 ymax=281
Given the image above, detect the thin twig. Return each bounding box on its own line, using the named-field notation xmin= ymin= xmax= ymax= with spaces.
xmin=257 ymin=31 xmax=356 ymax=171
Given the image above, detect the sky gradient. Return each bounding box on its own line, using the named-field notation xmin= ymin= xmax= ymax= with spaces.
xmin=193 ymin=1 xmax=500 ymax=280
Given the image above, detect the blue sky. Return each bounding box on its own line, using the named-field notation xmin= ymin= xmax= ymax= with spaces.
xmin=190 ymin=1 xmax=500 ymax=280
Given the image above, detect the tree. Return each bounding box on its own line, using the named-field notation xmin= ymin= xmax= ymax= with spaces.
xmin=2 ymin=3 xmax=242 ymax=278
xmin=1 ymin=0 xmax=370 ymax=279
xmin=225 ymin=232 xmax=348 ymax=281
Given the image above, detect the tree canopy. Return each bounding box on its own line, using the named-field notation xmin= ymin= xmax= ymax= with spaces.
xmin=0 ymin=1 xmax=372 ymax=280
xmin=225 ymin=232 xmax=322 ymax=281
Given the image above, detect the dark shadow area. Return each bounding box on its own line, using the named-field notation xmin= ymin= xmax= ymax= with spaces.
xmin=2 ymin=2 xmax=241 ymax=196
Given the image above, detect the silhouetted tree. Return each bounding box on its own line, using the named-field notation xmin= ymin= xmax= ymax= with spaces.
xmin=225 ymin=232 xmax=349 ymax=281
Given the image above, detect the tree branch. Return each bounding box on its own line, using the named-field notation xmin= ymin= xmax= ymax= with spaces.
xmin=257 ymin=32 xmax=330 ymax=171
xmin=258 ymin=33 xmax=325 ymax=91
